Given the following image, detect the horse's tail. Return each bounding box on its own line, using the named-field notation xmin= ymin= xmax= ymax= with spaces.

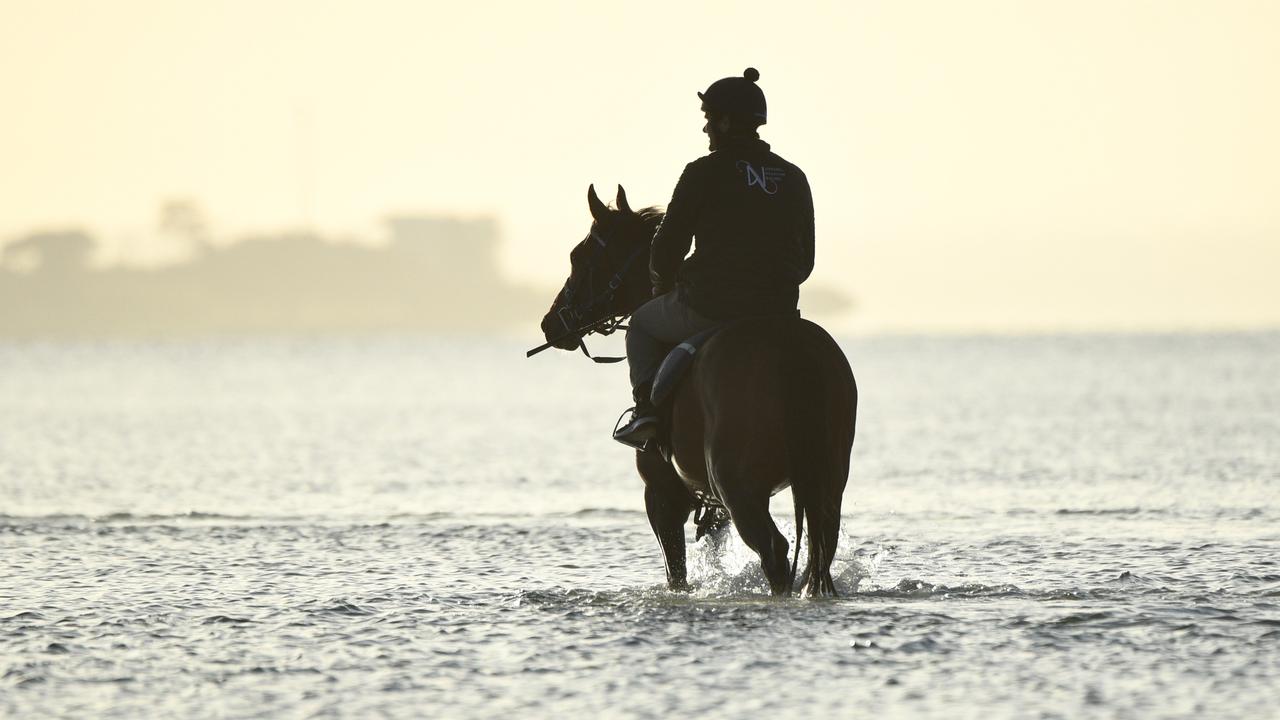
xmin=783 ymin=319 xmax=856 ymax=597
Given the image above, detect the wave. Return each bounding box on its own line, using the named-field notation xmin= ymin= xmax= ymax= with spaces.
xmin=1052 ymin=507 xmax=1145 ymax=516
xmin=0 ymin=508 xmax=648 ymax=527
xmin=510 ymin=575 xmax=1280 ymax=607
xmin=860 ymin=579 xmax=1026 ymax=599
xmin=561 ymin=508 xmax=647 ymax=519
xmin=1001 ymin=506 xmax=1272 ymax=519
xmin=0 ymin=511 xmax=318 ymax=525
xmin=0 ymin=504 xmax=1269 ymax=527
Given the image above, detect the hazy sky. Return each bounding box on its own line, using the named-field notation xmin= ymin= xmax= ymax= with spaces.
xmin=3 ymin=0 xmax=1278 ymax=332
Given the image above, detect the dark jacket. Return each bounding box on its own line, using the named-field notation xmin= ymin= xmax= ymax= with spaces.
xmin=650 ymin=137 xmax=814 ymax=320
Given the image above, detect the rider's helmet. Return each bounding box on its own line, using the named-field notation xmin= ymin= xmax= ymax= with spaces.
xmin=698 ymin=67 xmax=767 ymax=126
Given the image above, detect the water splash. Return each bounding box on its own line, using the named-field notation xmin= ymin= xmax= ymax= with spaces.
xmin=686 ymin=518 xmax=884 ymax=596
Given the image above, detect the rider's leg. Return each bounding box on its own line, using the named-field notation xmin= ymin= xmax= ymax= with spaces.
xmin=624 ymin=313 xmax=664 ymax=405
xmin=615 ymin=304 xmax=665 ymax=446
xmin=615 ymin=290 xmax=718 ymax=446
xmin=627 ymin=290 xmax=719 ymax=385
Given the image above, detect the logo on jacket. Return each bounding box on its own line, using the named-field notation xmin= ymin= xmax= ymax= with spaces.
xmin=736 ymin=161 xmax=785 ymax=195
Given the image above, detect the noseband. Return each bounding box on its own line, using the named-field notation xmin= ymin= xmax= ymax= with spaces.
xmin=552 ymin=229 xmax=646 ymax=363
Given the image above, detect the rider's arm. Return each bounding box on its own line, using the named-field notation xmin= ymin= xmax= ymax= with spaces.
xmin=797 ymin=170 xmax=815 ymax=283
xmin=650 ymin=161 xmax=704 ymax=294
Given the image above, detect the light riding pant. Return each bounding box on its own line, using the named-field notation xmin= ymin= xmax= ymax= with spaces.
xmin=625 ymin=291 xmax=719 ymax=391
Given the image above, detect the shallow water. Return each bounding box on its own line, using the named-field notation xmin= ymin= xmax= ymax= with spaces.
xmin=2 ymin=332 xmax=1277 ymax=717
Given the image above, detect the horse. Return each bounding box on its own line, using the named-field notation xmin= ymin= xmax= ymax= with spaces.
xmin=538 ymin=184 xmax=857 ymax=596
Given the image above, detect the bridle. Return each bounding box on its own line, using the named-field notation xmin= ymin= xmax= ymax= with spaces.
xmin=551 ymin=227 xmax=647 ymax=363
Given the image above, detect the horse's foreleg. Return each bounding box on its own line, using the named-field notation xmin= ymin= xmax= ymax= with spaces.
xmin=638 ymin=451 xmax=695 ymax=592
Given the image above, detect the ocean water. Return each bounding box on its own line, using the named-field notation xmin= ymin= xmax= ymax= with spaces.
xmin=1 ymin=332 xmax=1277 ymax=718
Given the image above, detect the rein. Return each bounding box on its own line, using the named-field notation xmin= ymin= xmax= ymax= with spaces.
xmin=527 ymin=229 xmax=646 ymax=363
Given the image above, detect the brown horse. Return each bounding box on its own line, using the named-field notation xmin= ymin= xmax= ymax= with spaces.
xmin=539 ymin=184 xmax=857 ymax=596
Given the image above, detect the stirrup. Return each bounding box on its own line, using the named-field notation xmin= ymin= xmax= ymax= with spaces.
xmin=612 ymin=407 xmax=658 ymax=450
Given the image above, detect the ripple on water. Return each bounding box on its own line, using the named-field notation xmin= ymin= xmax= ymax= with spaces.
xmin=1 ymin=515 xmax=1278 ymax=718
xmin=1 ymin=333 xmax=1278 ymax=717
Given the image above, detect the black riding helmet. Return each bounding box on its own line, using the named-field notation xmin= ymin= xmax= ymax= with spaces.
xmin=698 ymin=67 xmax=767 ymax=125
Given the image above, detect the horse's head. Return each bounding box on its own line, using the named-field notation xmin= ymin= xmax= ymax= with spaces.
xmin=540 ymin=184 xmax=662 ymax=350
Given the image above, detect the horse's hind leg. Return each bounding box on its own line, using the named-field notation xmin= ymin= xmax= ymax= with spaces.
xmin=803 ymin=492 xmax=842 ymax=597
xmin=798 ymin=449 xmax=851 ymax=597
xmin=716 ymin=478 xmax=791 ymax=596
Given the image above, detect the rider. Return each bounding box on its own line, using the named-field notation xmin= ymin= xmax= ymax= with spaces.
xmin=613 ymin=67 xmax=816 ymax=448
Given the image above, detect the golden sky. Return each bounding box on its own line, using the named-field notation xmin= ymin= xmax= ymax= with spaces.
xmin=3 ymin=0 xmax=1278 ymax=332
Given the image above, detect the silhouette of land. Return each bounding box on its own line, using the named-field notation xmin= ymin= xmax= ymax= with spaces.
xmin=0 ymin=208 xmax=543 ymax=337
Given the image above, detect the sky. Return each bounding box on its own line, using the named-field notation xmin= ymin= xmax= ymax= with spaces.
xmin=2 ymin=0 xmax=1278 ymax=332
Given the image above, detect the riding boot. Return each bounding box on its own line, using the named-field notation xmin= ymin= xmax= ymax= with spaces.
xmin=613 ymin=381 xmax=658 ymax=449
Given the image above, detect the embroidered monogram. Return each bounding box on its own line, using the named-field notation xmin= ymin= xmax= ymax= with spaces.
xmin=736 ymin=161 xmax=786 ymax=195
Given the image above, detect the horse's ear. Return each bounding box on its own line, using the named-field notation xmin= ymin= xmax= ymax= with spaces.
xmin=615 ymin=185 xmax=633 ymax=215
xmin=587 ymin=184 xmax=608 ymax=221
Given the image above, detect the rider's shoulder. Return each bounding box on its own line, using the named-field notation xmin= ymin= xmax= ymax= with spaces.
xmin=772 ymin=154 xmax=810 ymax=186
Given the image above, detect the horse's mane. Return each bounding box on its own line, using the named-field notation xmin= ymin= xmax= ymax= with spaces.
xmin=633 ymin=206 xmax=665 ymax=235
